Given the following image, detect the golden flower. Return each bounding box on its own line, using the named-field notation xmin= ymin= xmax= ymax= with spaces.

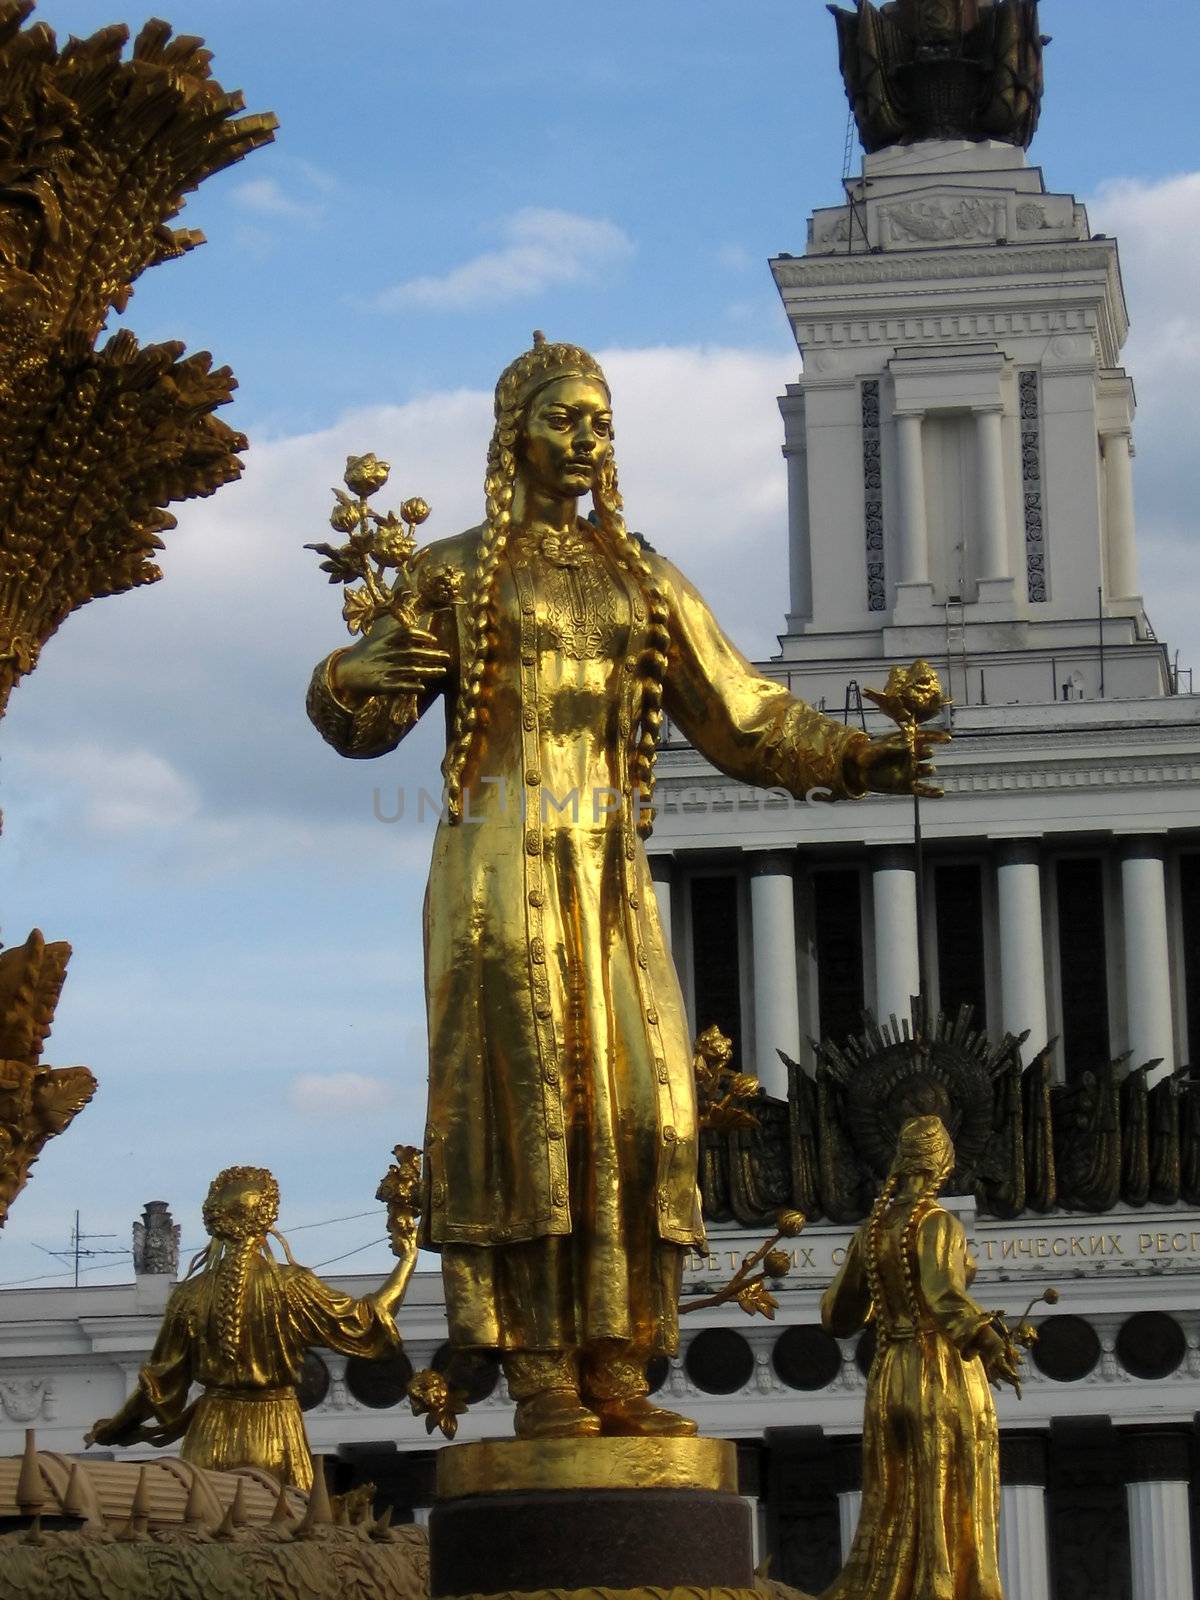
xmin=763 ymin=1248 xmax=791 ymax=1279
xmin=344 ymin=453 xmax=390 ymax=497
xmin=329 ymin=500 xmax=361 ymax=535
xmin=408 ymin=1368 xmax=468 ymax=1439
xmin=374 ymin=525 xmax=417 ymax=572
xmin=342 ymin=586 xmax=378 ymax=637
xmin=417 ymin=564 xmax=463 ymax=610
xmin=401 ymin=497 xmax=431 ymax=527
xmin=776 ymin=1208 xmax=807 ymax=1237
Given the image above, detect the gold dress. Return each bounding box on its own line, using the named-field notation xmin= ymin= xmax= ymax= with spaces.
xmin=310 ymin=523 xmax=869 ymax=1359
xmin=821 ymin=1200 xmax=1002 ymax=1600
xmin=134 ymin=1255 xmax=400 ymax=1490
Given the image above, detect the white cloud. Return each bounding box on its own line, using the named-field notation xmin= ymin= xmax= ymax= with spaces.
xmin=373 ymin=208 xmax=634 ymax=311
xmin=14 ymin=743 xmax=200 ymax=836
xmin=231 ymin=176 xmax=323 ymax=224
xmin=1087 ymin=171 xmax=1200 ymax=674
xmin=289 ymin=1072 xmax=396 ymax=1117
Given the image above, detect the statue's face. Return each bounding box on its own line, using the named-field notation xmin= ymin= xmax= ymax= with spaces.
xmin=519 ymin=376 xmax=613 ymax=501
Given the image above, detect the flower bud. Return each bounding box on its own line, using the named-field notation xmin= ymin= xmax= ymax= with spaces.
xmin=329 ymin=502 xmax=360 ymax=534
xmin=401 ymin=497 xmax=431 ymax=527
xmin=344 ymin=453 xmax=390 ymax=497
xmin=763 ymin=1248 xmax=790 ymax=1278
xmin=776 ymin=1208 xmax=807 ymax=1237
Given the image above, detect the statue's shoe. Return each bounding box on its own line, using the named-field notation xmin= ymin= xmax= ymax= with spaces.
xmin=514 ymin=1389 xmax=602 ymax=1439
xmin=593 ymin=1397 xmax=699 ymax=1437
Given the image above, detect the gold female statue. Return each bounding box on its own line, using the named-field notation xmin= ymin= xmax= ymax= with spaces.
xmin=87 ymin=1166 xmax=416 ymax=1489
xmin=307 ymin=334 xmax=945 ymax=1440
xmin=821 ymin=1115 xmax=1021 ymax=1600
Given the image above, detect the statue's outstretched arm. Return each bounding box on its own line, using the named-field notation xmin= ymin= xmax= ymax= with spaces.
xmin=655 ymin=555 xmax=871 ymax=800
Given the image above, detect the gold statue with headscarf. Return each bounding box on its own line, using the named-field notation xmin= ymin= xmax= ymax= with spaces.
xmin=821 ymin=1116 xmax=1022 ymax=1600
xmin=306 ymin=335 xmax=946 ymax=1440
xmin=86 ymin=1165 xmax=416 ymax=1489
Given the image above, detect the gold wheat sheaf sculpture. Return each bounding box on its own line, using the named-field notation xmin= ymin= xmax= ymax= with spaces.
xmin=0 ymin=1 xmax=276 ymax=715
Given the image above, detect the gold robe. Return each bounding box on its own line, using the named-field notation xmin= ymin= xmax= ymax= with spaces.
xmin=821 ymin=1203 xmax=1002 ymax=1600
xmin=134 ymin=1256 xmax=399 ymax=1490
xmin=309 ymin=524 xmax=868 ymax=1355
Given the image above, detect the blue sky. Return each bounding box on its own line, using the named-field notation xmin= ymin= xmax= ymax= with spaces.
xmin=2 ymin=0 xmax=1199 ymax=1290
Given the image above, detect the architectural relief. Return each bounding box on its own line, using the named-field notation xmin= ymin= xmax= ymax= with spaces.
xmin=860 ymin=380 xmax=885 ymax=612
xmin=0 ymin=1378 xmax=53 ymax=1423
xmin=1019 ymin=369 xmax=1048 ymax=601
xmin=883 ymin=196 xmax=1002 ymax=245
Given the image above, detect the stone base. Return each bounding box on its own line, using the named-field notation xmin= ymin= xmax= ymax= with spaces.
xmin=430 ymin=1438 xmax=753 ymax=1598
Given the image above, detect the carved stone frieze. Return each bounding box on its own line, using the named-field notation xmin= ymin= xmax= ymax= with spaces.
xmin=883 ymin=196 xmax=1003 ymax=246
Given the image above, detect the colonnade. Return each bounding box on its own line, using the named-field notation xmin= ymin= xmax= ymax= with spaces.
xmin=651 ymin=833 xmax=1182 ymax=1084
xmin=827 ymin=1428 xmax=1195 ymax=1600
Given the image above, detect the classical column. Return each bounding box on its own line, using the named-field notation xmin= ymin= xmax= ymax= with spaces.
xmin=780 ymin=390 xmax=813 ymax=624
xmin=894 ymin=412 xmax=930 ymax=587
xmin=749 ymin=852 xmax=800 ymax=1099
xmin=975 ymin=405 xmax=1011 ymax=582
xmin=831 ymin=1438 xmax=862 ymax=1562
xmin=1124 ymin=1429 xmax=1195 ymax=1600
xmin=1120 ymin=837 xmax=1175 ymax=1086
xmin=649 ymin=855 xmax=674 ymax=955
xmin=871 ymin=846 xmax=919 ymax=1025
xmin=996 ymin=841 xmax=1049 ymax=1060
xmin=1105 ymin=429 xmax=1139 ymax=599
xmin=998 ymin=1435 xmax=1052 ymax=1600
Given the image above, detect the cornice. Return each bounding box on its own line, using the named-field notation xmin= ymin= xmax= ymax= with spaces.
xmin=772 ymin=242 xmax=1119 ymax=293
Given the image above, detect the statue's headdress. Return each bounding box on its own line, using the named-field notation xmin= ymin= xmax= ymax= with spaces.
xmin=202 ymin=1165 xmax=280 ymax=1242
xmin=890 ymin=1114 xmax=955 ymax=1183
xmin=493 ymin=330 xmax=609 ymax=419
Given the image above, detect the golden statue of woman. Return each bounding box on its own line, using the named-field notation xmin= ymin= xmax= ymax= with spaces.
xmin=307 ymin=335 xmax=945 ymax=1440
xmin=821 ymin=1115 xmax=1021 ymax=1600
xmin=87 ymin=1166 xmax=415 ymax=1489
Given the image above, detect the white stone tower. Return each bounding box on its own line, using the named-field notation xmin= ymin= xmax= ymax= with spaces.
xmin=772 ymin=137 xmax=1165 ymax=712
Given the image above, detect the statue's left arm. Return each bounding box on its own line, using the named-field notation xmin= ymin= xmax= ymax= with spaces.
xmin=820 ymin=1229 xmax=872 ymax=1338
xmin=655 ymin=556 xmax=871 ymax=800
xmin=283 ymin=1263 xmax=408 ymax=1358
xmin=919 ymin=1209 xmax=1017 ymax=1386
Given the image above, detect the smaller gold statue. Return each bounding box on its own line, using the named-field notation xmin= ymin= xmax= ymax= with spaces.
xmin=87 ymin=1163 xmax=417 ymax=1490
xmin=820 ymin=1116 xmax=1021 ymax=1600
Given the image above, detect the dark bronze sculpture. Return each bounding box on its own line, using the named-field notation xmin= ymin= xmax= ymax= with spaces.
xmin=828 ymin=0 xmax=1048 ymax=154
xmin=697 ymin=1004 xmax=1195 ymax=1229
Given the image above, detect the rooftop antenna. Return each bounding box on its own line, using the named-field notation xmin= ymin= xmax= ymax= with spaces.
xmin=35 ymin=1210 xmax=124 ymax=1287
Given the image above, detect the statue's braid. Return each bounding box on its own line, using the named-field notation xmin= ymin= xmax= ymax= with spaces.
xmin=595 ymin=455 xmax=669 ymax=838
xmin=213 ymin=1237 xmax=257 ymax=1364
xmin=442 ymin=417 xmax=517 ymax=819
xmin=864 ymin=1173 xmax=897 ymax=1328
xmin=899 ymin=1176 xmax=942 ymax=1325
